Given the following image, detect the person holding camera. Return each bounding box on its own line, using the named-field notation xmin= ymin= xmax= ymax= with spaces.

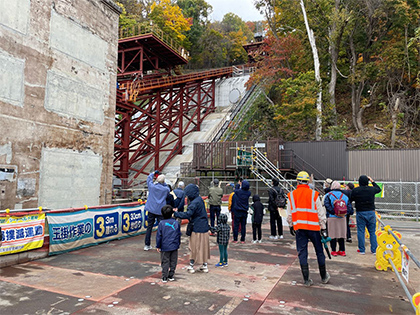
xmin=286 ymin=171 xmax=330 ymax=287
xmin=144 ymin=170 xmax=170 ymax=251
xmin=350 ymin=175 xmax=381 ymax=255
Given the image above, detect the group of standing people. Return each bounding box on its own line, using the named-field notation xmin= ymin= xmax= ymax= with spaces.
xmin=144 ymin=169 xmax=381 ymax=286
xmin=286 ymin=171 xmax=381 ymax=286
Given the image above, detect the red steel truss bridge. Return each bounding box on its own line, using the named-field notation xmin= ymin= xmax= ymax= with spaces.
xmin=114 ymin=26 xmax=233 ymax=188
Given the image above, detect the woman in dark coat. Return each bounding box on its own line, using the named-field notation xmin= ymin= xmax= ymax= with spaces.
xmin=174 ymin=184 xmax=210 ymax=273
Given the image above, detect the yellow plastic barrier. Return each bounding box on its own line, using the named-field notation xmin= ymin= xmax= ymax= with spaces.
xmin=375 ymin=226 xmax=402 ymax=272
xmin=413 ymin=292 xmax=420 ymax=315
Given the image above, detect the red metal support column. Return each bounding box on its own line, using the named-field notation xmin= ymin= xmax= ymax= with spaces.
xmin=197 ymin=82 xmax=201 ymax=131
xmin=154 ymin=91 xmax=161 ymax=171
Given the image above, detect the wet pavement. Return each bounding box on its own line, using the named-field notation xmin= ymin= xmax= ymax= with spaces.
xmin=0 ymin=219 xmax=419 ymax=314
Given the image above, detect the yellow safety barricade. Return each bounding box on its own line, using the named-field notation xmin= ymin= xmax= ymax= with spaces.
xmin=375 ymin=225 xmax=402 ymax=272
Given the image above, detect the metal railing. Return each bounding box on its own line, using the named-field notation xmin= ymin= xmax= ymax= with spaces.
xmin=375 ymin=215 xmax=420 ymax=313
xmin=119 ymin=24 xmax=188 ymax=60
xmin=120 ymin=67 xmax=233 ymax=101
xmin=250 ymin=147 xmax=294 ymax=192
xmin=210 ymin=85 xmax=257 ymax=143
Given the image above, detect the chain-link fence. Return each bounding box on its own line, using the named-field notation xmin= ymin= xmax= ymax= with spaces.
xmin=113 ymin=176 xmax=420 ymax=222
xmin=177 ymin=177 xmax=420 ymax=222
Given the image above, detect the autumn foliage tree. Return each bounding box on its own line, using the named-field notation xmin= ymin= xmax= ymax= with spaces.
xmin=149 ymin=0 xmax=191 ymax=45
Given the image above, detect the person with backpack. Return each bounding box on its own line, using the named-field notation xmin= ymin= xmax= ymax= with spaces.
xmin=323 ymin=181 xmax=353 ymax=256
xmin=268 ymin=178 xmax=285 ymax=240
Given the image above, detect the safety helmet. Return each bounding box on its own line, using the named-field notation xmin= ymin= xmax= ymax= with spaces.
xmin=296 ymin=171 xmax=310 ymax=182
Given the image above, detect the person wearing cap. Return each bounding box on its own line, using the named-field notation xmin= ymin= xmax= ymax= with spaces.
xmin=286 ymin=171 xmax=330 ymax=286
xmin=323 ymin=178 xmax=333 ymax=194
xmin=144 ymin=171 xmax=170 ymax=251
xmin=173 ymin=181 xmax=186 ymax=226
xmin=208 ymin=179 xmax=223 ymax=234
xmin=350 ymin=175 xmax=381 ymax=255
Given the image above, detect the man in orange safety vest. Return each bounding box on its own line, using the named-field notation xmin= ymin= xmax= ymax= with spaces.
xmin=286 ymin=171 xmax=330 ymax=286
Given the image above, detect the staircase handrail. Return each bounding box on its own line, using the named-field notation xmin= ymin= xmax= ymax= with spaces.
xmin=251 ymin=147 xmax=295 ymax=192
xmin=210 ymin=85 xmax=257 ymax=143
xmin=291 ymin=152 xmax=327 ymax=181
xmin=223 ymin=86 xmax=261 ymax=141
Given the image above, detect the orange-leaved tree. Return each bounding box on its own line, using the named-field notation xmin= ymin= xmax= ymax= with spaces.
xmin=150 ymin=0 xmax=191 ymax=45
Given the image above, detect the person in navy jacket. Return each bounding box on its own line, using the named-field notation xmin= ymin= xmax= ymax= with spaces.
xmin=156 ymin=205 xmax=181 ymax=282
xmin=232 ymin=180 xmax=251 ymax=243
xmin=144 ymin=171 xmax=170 ymax=251
xmin=174 ymin=184 xmax=210 ymax=273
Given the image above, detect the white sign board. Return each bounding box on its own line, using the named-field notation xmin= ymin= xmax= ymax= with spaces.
xmin=401 ymin=248 xmax=409 ymax=283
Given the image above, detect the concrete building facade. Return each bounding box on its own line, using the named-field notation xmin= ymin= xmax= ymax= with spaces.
xmin=0 ymin=0 xmax=121 ymax=210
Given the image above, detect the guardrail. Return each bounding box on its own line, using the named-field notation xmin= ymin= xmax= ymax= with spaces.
xmin=375 ymin=214 xmax=420 ymax=313
xmin=119 ymin=24 xmax=188 ymax=60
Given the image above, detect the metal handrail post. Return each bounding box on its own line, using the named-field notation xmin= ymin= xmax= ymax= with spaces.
xmin=416 ymin=183 xmax=419 ymax=222
xmin=376 ymin=216 xmax=420 ymax=269
xmin=388 ymin=258 xmax=416 ymax=312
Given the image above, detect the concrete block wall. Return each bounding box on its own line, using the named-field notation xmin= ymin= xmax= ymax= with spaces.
xmin=0 ymin=0 xmax=121 ymax=210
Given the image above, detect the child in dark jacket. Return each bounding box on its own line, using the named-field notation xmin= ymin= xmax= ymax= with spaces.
xmin=212 ymin=213 xmax=230 ymax=267
xmin=156 ymin=205 xmax=181 ymax=282
xmin=250 ymin=194 xmax=265 ymax=243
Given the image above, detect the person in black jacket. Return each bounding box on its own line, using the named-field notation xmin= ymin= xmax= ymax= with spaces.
xmin=232 ymin=180 xmax=251 ymax=243
xmin=350 ymin=175 xmax=381 ymax=255
xmin=268 ymin=178 xmax=284 ymax=240
xmin=250 ymin=195 xmax=265 ymax=243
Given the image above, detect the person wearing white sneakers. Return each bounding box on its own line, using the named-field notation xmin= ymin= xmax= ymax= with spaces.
xmin=268 ymin=178 xmax=285 ymax=240
xmin=174 ymin=184 xmax=210 ymax=273
xmin=250 ymin=194 xmax=265 ymax=244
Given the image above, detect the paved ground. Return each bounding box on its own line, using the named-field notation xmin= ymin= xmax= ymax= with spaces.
xmin=0 ymin=219 xmax=419 ymax=315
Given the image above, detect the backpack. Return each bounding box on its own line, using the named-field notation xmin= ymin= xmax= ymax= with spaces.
xmin=272 ymin=187 xmax=287 ymax=208
xmin=332 ymin=193 xmax=347 ymax=217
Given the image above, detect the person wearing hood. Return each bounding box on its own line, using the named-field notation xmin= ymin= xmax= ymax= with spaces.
xmin=250 ymin=194 xmax=265 ymax=243
xmin=211 ymin=213 xmax=231 ymax=267
xmin=174 ymin=184 xmax=210 ymax=273
xmin=232 ymin=180 xmax=251 ymax=243
xmin=144 ymin=171 xmax=170 ymax=251
xmin=350 ymin=175 xmax=381 ymax=255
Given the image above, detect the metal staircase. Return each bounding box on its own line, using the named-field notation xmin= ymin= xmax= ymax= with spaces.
xmin=237 ymin=146 xmax=295 ymax=192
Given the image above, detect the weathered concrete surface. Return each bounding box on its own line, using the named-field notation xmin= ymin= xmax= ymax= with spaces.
xmin=0 ymin=0 xmax=120 ymax=210
xmin=0 ymin=221 xmax=418 ymax=314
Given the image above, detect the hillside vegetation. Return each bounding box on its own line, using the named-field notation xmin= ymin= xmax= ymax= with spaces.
xmin=118 ymin=0 xmax=420 ymax=149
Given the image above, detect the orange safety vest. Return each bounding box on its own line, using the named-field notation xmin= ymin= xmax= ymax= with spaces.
xmin=288 ymin=184 xmax=320 ymax=231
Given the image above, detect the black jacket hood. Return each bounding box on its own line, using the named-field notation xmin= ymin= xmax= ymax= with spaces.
xmin=253 ymin=194 xmax=260 ymax=202
xmin=184 ymin=184 xmax=199 ymax=200
xmin=241 ymin=180 xmax=250 ymax=191
xmin=359 ymin=175 xmax=369 ymax=186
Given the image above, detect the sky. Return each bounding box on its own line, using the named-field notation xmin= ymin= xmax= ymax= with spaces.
xmin=205 ymin=0 xmax=264 ymax=22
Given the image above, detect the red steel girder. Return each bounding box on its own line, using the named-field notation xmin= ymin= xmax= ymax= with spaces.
xmin=114 ymin=74 xmax=223 ymax=188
